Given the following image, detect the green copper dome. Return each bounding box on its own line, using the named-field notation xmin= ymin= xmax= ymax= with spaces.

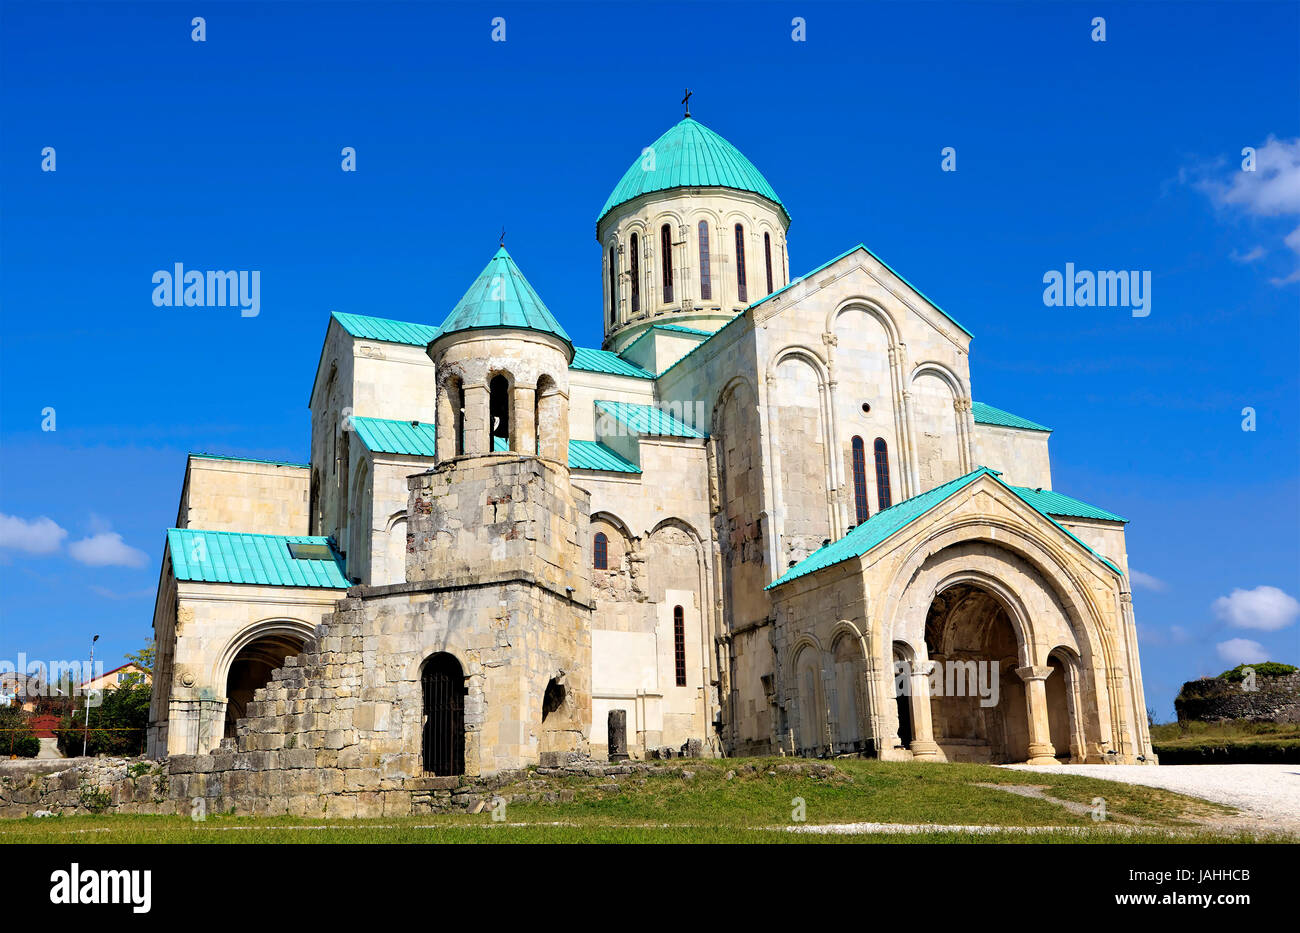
xmin=436 ymin=247 xmax=573 ymax=356
xmin=597 ymin=117 xmax=788 ymax=226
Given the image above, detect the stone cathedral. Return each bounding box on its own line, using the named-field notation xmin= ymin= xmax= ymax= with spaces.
xmin=147 ymin=112 xmax=1158 ymax=794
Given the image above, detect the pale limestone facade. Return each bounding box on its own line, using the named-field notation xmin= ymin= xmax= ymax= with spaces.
xmin=146 ymin=114 xmax=1156 ymax=786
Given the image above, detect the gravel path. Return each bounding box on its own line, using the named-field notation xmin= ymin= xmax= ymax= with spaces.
xmin=1001 ymin=763 xmax=1300 ymax=834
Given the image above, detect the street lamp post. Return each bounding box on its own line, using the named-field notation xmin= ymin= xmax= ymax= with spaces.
xmin=82 ymin=634 xmax=99 ymax=757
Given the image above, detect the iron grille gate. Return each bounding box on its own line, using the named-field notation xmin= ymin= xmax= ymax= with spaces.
xmin=422 ymin=654 xmax=465 ymax=776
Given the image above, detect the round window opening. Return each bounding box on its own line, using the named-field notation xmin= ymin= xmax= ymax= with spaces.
xmin=861 ymin=402 xmax=871 ymax=414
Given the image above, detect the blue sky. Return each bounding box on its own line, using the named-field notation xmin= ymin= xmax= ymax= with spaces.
xmin=1 ymin=1 xmax=1296 ymax=719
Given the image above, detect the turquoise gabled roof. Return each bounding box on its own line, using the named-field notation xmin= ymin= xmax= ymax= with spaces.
xmin=332 ymin=311 xmax=438 ymax=347
xmin=571 ymin=347 xmax=655 ymax=379
xmin=598 ymin=117 xmax=788 ymax=226
xmin=1010 ymin=486 xmax=1126 ymax=523
xmin=436 ymin=247 xmax=572 ymax=353
xmin=167 ymin=529 xmax=350 ymax=588
xmin=352 ymin=417 xmax=438 ymax=457
xmin=767 ymin=467 xmax=1124 ymax=589
xmin=595 ymin=400 xmax=707 ymax=438
xmin=972 ymin=401 xmax=1051 ymax=433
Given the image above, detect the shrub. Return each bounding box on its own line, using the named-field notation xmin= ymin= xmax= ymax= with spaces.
xmin=1217 ymin=662 xmax=1298 ymax=682
xmin=0 ymin=707 xmax=41 ymax=758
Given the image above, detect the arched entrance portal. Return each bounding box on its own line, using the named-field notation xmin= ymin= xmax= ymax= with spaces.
xmin=224 ymin=633 xmax=308 ymax=738
xmin=892 ymin=643 xmax=914 ymax=749
xmin=923 ymin=583 xmax=1028 ymax=764
xmin=421 ymin=653 xmax=466 ymax=776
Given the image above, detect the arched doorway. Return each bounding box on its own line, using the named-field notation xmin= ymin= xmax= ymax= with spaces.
xmin=421 ymin=652 xmax=465 ymax=776
xmin=923 ymin=583 xmax=1029 ymax=763
xmin=224 ymin=632 xmax=308 ymax=738
xmin=1046 ymin=652 xmax=1074 ymax=760
xmin=892 ymin=642 xmax=914 ymax=749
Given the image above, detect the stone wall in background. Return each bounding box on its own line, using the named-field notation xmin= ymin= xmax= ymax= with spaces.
xmin=1175 ymin=672 xmax=1300 ymax=723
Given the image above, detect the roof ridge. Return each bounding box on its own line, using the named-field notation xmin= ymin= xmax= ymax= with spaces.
xmin=168 ymin=527 xmax=332 ymax=541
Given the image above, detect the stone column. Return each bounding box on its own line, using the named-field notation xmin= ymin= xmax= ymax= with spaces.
xmin=462 ymin=384 xmax=489 ymax=455
xmin=908 ymin=660 xmax=940 ymax=760
xmin=1017 ymin=665 xmax=1058 ymax=765
xmin=606 ymin=709 xmax=627 ymax=762
xmin=435 ymin=382 xmax=458 ymax=461
xmin=511 ymin=384 xmax=536 ymax=454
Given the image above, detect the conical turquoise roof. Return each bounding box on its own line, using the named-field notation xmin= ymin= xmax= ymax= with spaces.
xmin=436 ymin=247 xmax=573 ymax=353
xmin=598 ymin=117 xmax=788 ymax=226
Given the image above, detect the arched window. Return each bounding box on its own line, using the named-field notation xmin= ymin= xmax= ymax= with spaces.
xmin=851 ymin=436 xmax=869 ymax=524
xmin=608 ymin=246 xmax=618 ymax=324
xmin=874 ymin=438 xmax=893 ymax=510
xmin=764 ymin=232 xmax=774 ymax=295
xmin=453 ymin=380 xmax=465 ymax=456
xmin=489 ymin=374 xmax=510 ymax=449
xmin=734 ymin=224 xmax=747 ymax=303
xmin=697 ymin=221 xmax=711 ymax=301
xmin=629 ymin=233 xmax=640 ymax=313
xmin=673 ymin=605 xmax=687 ymax=686
xmin=593 ymin=532 xmax=608 ymax=570
xmin=660 ymin=224 xmax=674 ymax=303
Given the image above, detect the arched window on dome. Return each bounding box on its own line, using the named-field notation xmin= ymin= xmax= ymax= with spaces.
xmin=851 ymin=436 xmax=869 ymax=525
xmin=629 ymin=233 xmax=640 ymax=313
xmin=608 ymin=246 xmax=618 ymax=325
xmin=661 ymin=224 xmax=674 ymax=303
xmin=874 ymin=438 xmax=893 ymax=510
xmin=698 ymin=222 xmax=711 ymax=301
xmin=764 ymin=232 xmax=774 ymax=296
xmin=734 ymin=224 xmax=747 ymax=304
xmin=593 ymin=532 xmax=608 ymax=570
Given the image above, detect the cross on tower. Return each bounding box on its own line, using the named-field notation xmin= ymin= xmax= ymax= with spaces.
xmin=682 ymin=88 xmax=692 ymax=118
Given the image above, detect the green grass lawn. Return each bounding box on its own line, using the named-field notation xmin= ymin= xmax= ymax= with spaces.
xmin=1151 ymin=719 xmax=1300 ymax=747
xmin=0 ymin=757 xmax=1277 ymax=844
xmin=1150 ymin=720 xmax=1300 ymax=763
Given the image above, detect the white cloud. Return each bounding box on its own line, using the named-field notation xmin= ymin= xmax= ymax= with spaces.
xmin=1215 ymin=638 xmax=1268 ymax=666
xmin=1214 ymin=136 xmax=1300 ymax=216
xmin=1212 ymin=585 xmax=1300 ymax=632
xmin=1129 ymin=569 xmax=1167 ymax=592
xmin=1193 ymin=136 xmax=1300 ymax=284
xmin=68 ymin=532 xmax=148 ymax=568
xmin=0 ymin=514 xmax=68 ymax=555
xmin=1230 ymin=245 xmax=1266 ymax=263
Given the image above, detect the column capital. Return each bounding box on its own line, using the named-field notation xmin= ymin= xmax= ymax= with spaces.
xmin=1016 ymin=665 xmax=1053 ymax=683
xmin=909 ymin=660 xmax=937 ymax=679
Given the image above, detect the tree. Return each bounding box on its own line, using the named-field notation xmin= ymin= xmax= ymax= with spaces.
xmin=120 ymin=639 xmax=155 ymax=687
xmin=0 ymin=706 xmax=41 ymax=758
xmin=56 ymin=684 xmax=151 ymax=757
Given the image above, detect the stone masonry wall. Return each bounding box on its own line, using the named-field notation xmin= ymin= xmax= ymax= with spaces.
xmin=1176 ymin=673 xmax=1300 ymax=724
